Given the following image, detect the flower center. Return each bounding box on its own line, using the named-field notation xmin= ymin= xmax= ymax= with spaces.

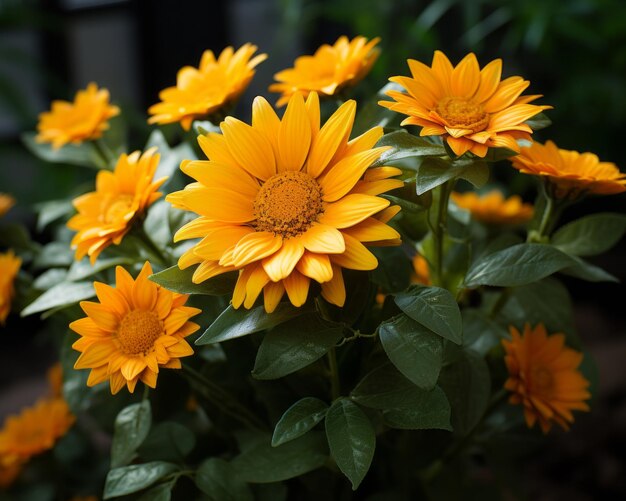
xmin=253 ymin=171 xmax=324 ymax=238
xmin=101 ymin=194 xmax=135 ymax=224
xmin=116 ymin=310 xmax=163 ymax=356
xmin=530 ymin=365 xmax=553 ymax=393
xmin=435 ymin=96 xmax=489 ymax=132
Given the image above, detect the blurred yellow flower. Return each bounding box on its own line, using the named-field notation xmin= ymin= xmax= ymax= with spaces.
xmin=67 ymin=148 xmax=165 ymax=264
xmin=70 ymin=262 xmax=201 ymax=394
xmin=411 ymin=253 xmax=431 ymax=286
xmin=502 ymin=323 xmax=590 ymax=433
xmin=167 ymin=92 xmax=402 ymax=312
xmin=270 ymin=36 xmax=380 ymax=107
xmin=0 ymin=251 xmax=21 ymax=325
xmin=511 ymin=140 xmax=626 ymax=199
xmin=0 ymin=460 xmax=22 ymax=489
xmin=47 ymin=363 xmax=63 ymax=398
xmin=36 ymin=83 xmax=120 ymax=150
xmin=148 ymin=44 xmax=267 ymax=130
xmin=0 ymin=398 xmax=75 ymax=469
xmin=379 ymin=51 xmax=550 ymax=158
xmin=451 ymin=190 xmax=534 ymax=225
xmin=0 ymin=194 xmax=15 ymax=218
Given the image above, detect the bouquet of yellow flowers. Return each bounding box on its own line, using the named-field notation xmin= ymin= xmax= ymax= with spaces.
xmin=1 ymin=35 xmax=624 ymax=499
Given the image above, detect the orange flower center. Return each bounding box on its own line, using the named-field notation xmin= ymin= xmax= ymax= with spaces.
xmin=530 ymin=364 xmax=554 ymax=394
xmin=435 ymin=96 xmax=489 ymax=132
xmin=253 ymin=171 xmax=323 ymax=238
xmin=101 ymin=194 xmax=135 ymax=224
xmin=117 ymin=310 xmax=163 ymax=355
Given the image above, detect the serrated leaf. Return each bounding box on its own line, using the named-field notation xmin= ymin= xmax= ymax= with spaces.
xmin=373 ymin=129 xmax=446 ymax=167
xmin=231 ymin=433 xmax=327 ymax=483
xmin=21 ymin=281 xmax=95 ymax=317
xmin=111 ymin=401 xmax=152 ymax=468
xmin=252 ymin=314 xmax=343 ymax=380
xmin=394 ymin=286 xmax=462 ymax=344
xmin=196 ymin=458 xmax=253 ymax=501
xmin=325 ymin=399 xmax=376 ymax=490
xmin=103 ymin=462 xmax=179 ymax=499
xmin=272 ymin=397 xmax=328 ymax=447
xmin=149 ymin=265 xmax=236 ymax=296
xmin=552 ymin=213 xmax=626 ymax=257
xmin=378 ymin=314 xmax=443 ymax=390
xmin=196 ymin=303 xmax=306 ymax=345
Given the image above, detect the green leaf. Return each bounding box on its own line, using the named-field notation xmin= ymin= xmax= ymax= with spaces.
xmin=439 ymin=349 xmax=490 ymax=435
xmin=560 ymin=255 xmax=618 ymax=283
xmin=103 ymin=461 xmax=179 ymax=499
xmin=379 ymin=314 xmax=443 ymax=390
xmin=352 ymin=82 xmax=403 ymax=136
xmin=22 ymin=131 xmax=106 ymax=169
xmin=457 ymin=160 xmax=489 ymax=187
xmin=0 ymin=222 xmax=39 ymax=252
xmin=149 ymin=265 xmax=237 ymax=296
xmin=33 ymin=241 xmax=74 ymax=269
xmin=325 ymin=399 xmax=376 ymax=490
xmin=272 ymin=397 xmax=329 ymax=447
xmin=35 ymin=198 xmax=74 ymax=231
xmin=482 ymin=147 xmax=518 ymax=162
xmin=252 ymin=314 xmax=343 ymax=380
xmin=138 ymin=422 xmax=196 ymax=462
xmin=33 ymin=268 xmax=68 ymax=290
xmin=524 ymin=112 xmax=551 ymax=131
xmin=21 ymin=281 xmax=95 ymax=317
xmin=461 ymin=309 xmax=508 ymax=355
xmin=552 ymin=213 xmax=626 ymax=256
xmin=111 ymin=401 xmax=152 ymax=468
xmin=196 ymin=458 xmax=253 ymax=501
xmin=146 ymin=129 xmax=197 ymax=186
xmin=394 ymin=286 xmax=462 ymax=344
xmin=231 ymin=432 xmax=327 ymax=483
xmin=380 ymin=193 xmax=427 ymax=213
xmin=67 ymin=256 xmax=134 ymax=282
xmin=196 ymin=303 xmax=306 ymax=345
xmin=382 ymin=386 xmax=451 ymax=431
xmin=415 ymin=157 xmax=487 ymax=195
xmin=136 ymin=482 xmax=173 ymax=501
xmin=373 ymin=129 xmax=446 ymax=167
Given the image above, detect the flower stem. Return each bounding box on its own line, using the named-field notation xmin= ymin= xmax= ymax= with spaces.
xmin=134 ymin=225 xmax=171 ymax=267
xmin=431 ymin=181 xmax=453 ymax=288
xmin=93 ymin=138 xmax=117 ymax=168
xmin=327 ymin=347 xmax=341 ymax=401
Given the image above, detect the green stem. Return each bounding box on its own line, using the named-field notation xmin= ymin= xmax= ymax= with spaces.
xmin=134 ymin=225 xmax=170 ymax=267
xmin=327 ymin=347 xmax=341 ymax=401
xmin=182 ymin=364 xmax=268 ymax=431
xmin=431 ymin=181 xmax=453 ymax=288
xmin=93 ymin=138 xmax=117 ymax=168
xmin=536 ymin=193 xmax=554 ymax=239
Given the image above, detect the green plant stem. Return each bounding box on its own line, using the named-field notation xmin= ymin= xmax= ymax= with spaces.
xmin=536 ymin=193 xmax=554 ymax=239
xmin=327 ymin=347 xmax=341 ymax=401
xmin=134 ymin=225 xmax=170 ymax=267
xmin=93 ymin=138 xmax=116 ymax=168
xmin=431 ymin=181 xmax=453 ymax=288
xmin=182 ymin=364 xmax=268 ymax=432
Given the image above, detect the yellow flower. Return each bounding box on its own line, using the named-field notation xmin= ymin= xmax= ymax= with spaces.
xmin=47 ymin=363 xmax=63 ymax=398
xmin=67 ymin=148 xmax=165 ymax=264
xmin=270 ymin=36 xmax=380 ymax=107
xmin=511 ymin=140 xmax=626 ymax=199
xmin=167 ymin=92 xmax=402 ymax=313
xmin=0 ymin=251 xmax=21 ymax=325
xmin=70 ymin=262 xmax=201 ymax=394
xmin=148 ymin=44 xmax=267 ymax=130
xmin=0 ymin=398 xmax=75 ymax=469
xmin=36 ymin=83 xmax=120 ymax=150
xmin=0 ymin=460 xmax=22 ymax=489
xmin=502 ymin=323 xmax=590 ymax=433
xmin=411 ymin=253 xmax=431 ymax=286
xmin=379 ymin=51 xmax=551 ymax=158
xmin=451 ymin=190 xmax=534 ymax=225
xmin=0 ymin=194 xmax=15 ymax=217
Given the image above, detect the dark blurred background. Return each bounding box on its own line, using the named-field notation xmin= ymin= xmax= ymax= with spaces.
xmin=1 ymin=0 xmax=625 ymax=499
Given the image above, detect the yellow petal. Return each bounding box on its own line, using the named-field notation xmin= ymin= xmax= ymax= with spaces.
xmin=263 ymin=281 xmax=285 ymax=313
xmin=305 ymin=91 xmax=320 ymax=139
xmin=321 ymin=265 xmax=346 ymax=307
xmin=451 ymin=53 xmax=480 ymax=97
xmin=331 ymin=233 xmax=378 ymax=270
xmin=181 ymin=160 xmax=260 ymax=198
xmin=252 ymin=96 xmax=281 ymax=156
xmin=222 ymin=117 xmax=276 ymax=180
xmin=283 ymin=271 xmax=310 ymax=307
xmin=261 ymin=238 xmax=305 ymax=282
xmin=299 ymin=223 xmax=345 ymax=254
xmin=342 ymin=217 xmax=400 ymax=242
xmin=320 ymin=194 xmax=389 ymax=229
xmin=121 ymin=357 xmax=147 ymax=380
xmin=193 ymin=226 xmax=254 ymax=261
xmin=80 ymin=301 xmax=119 ymax=332
xmin=296 ymin=251 xmax=333 ymax=283
xmin=230 ymin=231 xmax=283 ymax=267
xmin=182 ymin=187 xmax=255 ymax=223
xmin=244 ymin=264 xmax=271 ymax=308
xmin=198 ymin=133 xmax=238 ymax=165
xmin=278 ymin=93 xmax=311 ymax=172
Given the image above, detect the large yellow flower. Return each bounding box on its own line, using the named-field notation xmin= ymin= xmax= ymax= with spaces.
xmin=0 ymin=194 xmax=15 ymax=217
xmin=511 ymin=140 xmax=626 ymax=199
xmin=148 ymin=44 xmax=267 ymax=130
xmin=451 ymin=190 xmax=534 ymax=225
xmin=502 ymin=323 xmax=590 ymax=434
xmin=0 ymin=250 xmax=21 ymax=325
xmin=379 ymin=51 xmax=550 ymax=158
xmin=67 ymin=148 xmax=165 ymax=264
xmin=36 ymin=83 xmax=120 ymax=150
xmin=70 ymin=262 xmax=201 ymax=394
xmin=0 ymin=398 xmax=75 ymax=469
xmin=269 ymin=36 xmax=380 ymax=107
xmin=167 ymin=92 xmax=402 ymax=313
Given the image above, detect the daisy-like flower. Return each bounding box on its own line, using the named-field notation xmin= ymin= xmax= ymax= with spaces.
xmin=511 ymin=140 xmax=626 ymax=199
xmin=0 ymin=250 xmax=21 ymax=325
xmin=0 ymin=398 xmax=75 ymax=470
xmin=67 ymin=148 xmax=166 ymax=264
xmin=36 ymin=83 xmax=120 ymax=150
xmin=167 ymin=92 xmax=402 ymax=313
xmin=269 ymin=36 xmax=380 ymax=107
xmin=411 ymin=253 xmax=431 ymax=286
xmin=502 ymin=323 xmax=591 ymax=433
xmin=451 ymin=190 xmax=534 ymax=225
xmin=379 ymin=51 xmax=551 ymax=158
xmin=148 ymin=44 xmax=267 ymax=130
xmin=70 ymin=262 xmax=201 ymax=394
xmin=0 ymin=194 xmax=15 ymax=217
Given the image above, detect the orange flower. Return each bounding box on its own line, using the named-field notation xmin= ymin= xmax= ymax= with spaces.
xmin=451 ymin=190 xmax=533 ymax=225
xmin=0 ymin=461 xmax=22 ymax=489
xmin=36 ymin=83 xmax=119 ymax=150
xmin=411 ymin=253 xmax=431 ymax=286
xmin=0 ymin=250 xmax=21 ymax=325
xmin=270 ymin=36 xmax=380 ymax=106
xmin=148 ymin=44 xmax=267 ymax=130
xmin=47 ymin=363 xmax=63 ymax=398
xmin=379 ymin=51 xmax=550 ymax=158
xmin=67 ymin=148 xmax=165 ymax=264
xmin=502 ymin=323 xmax=591 ymax=433
xmin=70 ymin=262 xmax=201 ymax=394
xmin=511 ymin=140 xmax=626 ymax=199
xmin=0 ymin=194 xmax=15 ymax=218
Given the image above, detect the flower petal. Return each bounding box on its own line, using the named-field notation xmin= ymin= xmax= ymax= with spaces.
xmin=299 ymin=223 xmax=345 ymax=254
xmin=321 ymin=265 xmax=346 ymax=306
xmin=296 ymin=251 xmax=333 ymax=283
xmin=221 ymin=116 xmax=276 ymax=180
xmin=278 ymin=93 xmax=311 ymax=172
xmin=320 ymin=194 xmax=390 ymax=228
xmin=331 ymin=233 xmax=378 ymax=270
xmin=261 ymin=238 xmax=305 ymax=282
